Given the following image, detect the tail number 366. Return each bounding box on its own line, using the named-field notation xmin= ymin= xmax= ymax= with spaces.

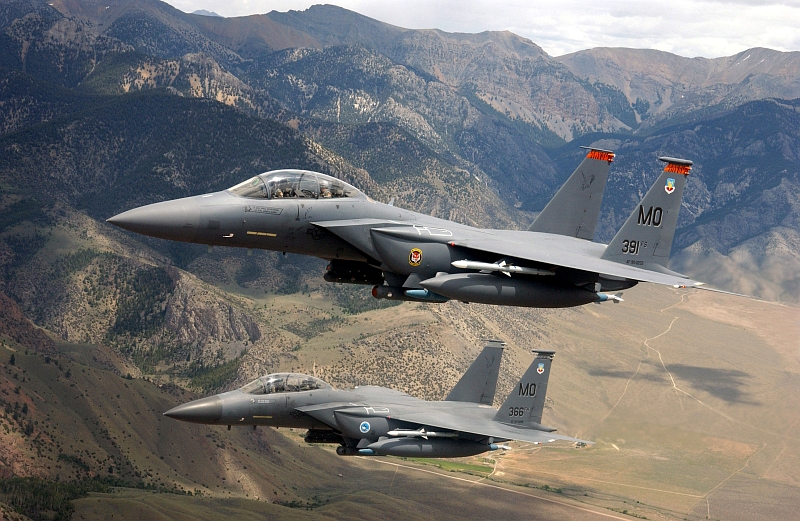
xmin=508 ymin=407 xmax=529 ymax=417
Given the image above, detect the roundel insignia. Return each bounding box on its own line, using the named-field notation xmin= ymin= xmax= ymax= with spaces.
xmin=408 ymin=248 xmax=423 ymax=267
xmin=536 ymin=363 xmax=545 ymax=375
xmin=665 ymin=178 xmax=676 ymax=194
xmin=359 ymin=421 xmax=371 ymax=434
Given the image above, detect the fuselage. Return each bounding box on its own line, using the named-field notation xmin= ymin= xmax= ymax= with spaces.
xmin=109 ymin=183 xmax=471 ymax=261
xmin=175 ymin=380 xmax=496 ymax=429
xmin=164 ymin=349 xmax=590 ymax=458
xmin=107 ymin=169 xmax=651 ymax=308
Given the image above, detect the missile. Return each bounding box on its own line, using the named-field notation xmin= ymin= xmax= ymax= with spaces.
xmin=387 ymin=429 xmax=459 ymax=438
xmin=451 ymin=260 xmax=555 ymax=276
xmin=595 ymin=292 xmax=624 ymax=303
xmin=372 ymin=285 xmax=449 ymax=303
xmin=403 ymin=289 xmax=449 ymax=302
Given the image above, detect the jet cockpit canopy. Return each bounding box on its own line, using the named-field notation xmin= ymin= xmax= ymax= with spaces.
xmin=239 ymin=373 xmax=332 ymax=395
xmin=228 ymin=170 xmax=362 ymax=200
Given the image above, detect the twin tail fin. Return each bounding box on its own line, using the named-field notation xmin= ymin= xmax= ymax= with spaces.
xmin=602 ymin=157 xmax=692 ymax=269
xmin=445 ymin=340 xmax=504 ymax=405
xmin=528 ymin=147 xmax=615 ymax=240
xmin=493 ymin=350 xmax=554 ymax=428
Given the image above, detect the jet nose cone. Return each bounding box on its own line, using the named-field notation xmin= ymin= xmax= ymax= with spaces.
xmin=164 ymin=395 xmax=222 ymax=424
xmin=107 ymin=198 xmax=199 ymax=241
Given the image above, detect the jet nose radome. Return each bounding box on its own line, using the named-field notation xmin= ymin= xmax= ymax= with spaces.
xmin=107 ymin=198 xmax=199 ymax=242
xmin=163 ymin=396 xmax=222 ymax=424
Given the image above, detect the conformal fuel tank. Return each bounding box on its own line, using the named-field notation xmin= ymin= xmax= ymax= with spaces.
xmin=420 ymin=273 xmax=598 ymax=308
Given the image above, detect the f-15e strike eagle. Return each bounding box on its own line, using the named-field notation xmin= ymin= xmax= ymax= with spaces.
xmin=108 ymin=148 xmax=703 ymax=308
xmin=164 ymin=341 xmax=589 ymax=457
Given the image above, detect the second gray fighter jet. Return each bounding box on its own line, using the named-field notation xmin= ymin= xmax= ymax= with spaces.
xmin=164 ymin=340 xmax=589 ymax=457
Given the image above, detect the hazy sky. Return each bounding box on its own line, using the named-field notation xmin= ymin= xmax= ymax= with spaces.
xmin=162 ymin=0 xmax=800 ymax=58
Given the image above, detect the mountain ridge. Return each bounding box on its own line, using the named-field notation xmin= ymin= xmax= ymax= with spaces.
xmin=1 ymin=2 xmax=799 ymax=517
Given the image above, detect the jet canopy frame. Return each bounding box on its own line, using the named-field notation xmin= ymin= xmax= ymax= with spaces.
xmin=228 ymin=170 xmax=362 ymax=200
xmin=240 ymin=373 xmax=332 ymax=395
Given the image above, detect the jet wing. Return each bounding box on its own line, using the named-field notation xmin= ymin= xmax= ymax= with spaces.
xmin=295 ymin=389 xmax=422 ymax=428
xmin=313 ymin=218 xmax=701 ymax=288
xmin=386 ymin=407 xmax=592 ymax=445
xmin=449 ymin=231 xmax=701 ymax=287
xmin=362 ymin=224 xmax=701 ymax=287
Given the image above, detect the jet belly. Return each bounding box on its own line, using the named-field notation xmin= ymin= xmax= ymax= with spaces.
xmin=420 ymin=273 xmax=599 ymax=308
xmin=362 ymin=438 xmax=492 ymax=458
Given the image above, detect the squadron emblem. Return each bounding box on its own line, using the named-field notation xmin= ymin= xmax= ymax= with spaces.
xmin=665 ymin=178 xmax=676 ymax=194
xmin=536 ymin=363 xmax=545 ymax=375
xmin=409 ymin=248 xmax=423 ymax=267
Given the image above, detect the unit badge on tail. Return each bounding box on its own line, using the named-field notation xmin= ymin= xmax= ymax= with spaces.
xmin=665 ymin=178 xmax=676 ymax=194
xmin=536 ymin=363 xmax=545 ymax=374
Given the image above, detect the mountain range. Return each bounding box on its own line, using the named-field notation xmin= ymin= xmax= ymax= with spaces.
xmin=1 ymin=0 xmax=798 ymax=300
xmin=0 ymin=0 xmax=799 ymax=516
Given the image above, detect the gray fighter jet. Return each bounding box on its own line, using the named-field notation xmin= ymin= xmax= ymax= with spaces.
xmin=108 ymin=148 xmax=704 ymax=308
xmin=164 ymin=341 xmax=589 ymax=457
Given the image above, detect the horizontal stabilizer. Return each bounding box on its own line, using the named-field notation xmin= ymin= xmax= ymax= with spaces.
xmin=676 ymin=283 xmax=757 ymax=300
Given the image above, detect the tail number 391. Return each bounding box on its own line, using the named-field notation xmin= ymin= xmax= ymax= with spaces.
xmin=622 ymin=239 xmax=646 ymax=254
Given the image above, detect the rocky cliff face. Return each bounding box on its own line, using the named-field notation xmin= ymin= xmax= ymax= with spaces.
xmin=265 ymin=6 xmax=636 ymax=141
xmin=557 ymin=47 xmax=800 ymax=127
xmin=164 ymin=270 xmax=261 ymax=349
xmin=0 ymin=292 xmax=55 ymax=354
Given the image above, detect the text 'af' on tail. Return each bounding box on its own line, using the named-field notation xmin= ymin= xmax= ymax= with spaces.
xmin=445 ymin=340 xmax=504 ymax=406
xmin=602 ymin=157 xmax=692 ymax=270
xmin=528 ymin=147 xmax=615 ymax=240
xmin=494 ymin=350 xmax=555 ymax=430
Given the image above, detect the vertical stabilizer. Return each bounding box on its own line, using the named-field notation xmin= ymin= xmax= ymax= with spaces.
xmin=446 ymin=340 xmax=504 ymax=405
xmin=601 ymin=157 xmax=692 ymax=269
xmin=494 ymin=351 xmax=554 ymax=427
xmin=528 ymin=147 xmax=614 ymax=240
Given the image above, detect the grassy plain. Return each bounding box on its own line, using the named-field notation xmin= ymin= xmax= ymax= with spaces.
xmin=461 ymin=287 xmax=800 ymax=520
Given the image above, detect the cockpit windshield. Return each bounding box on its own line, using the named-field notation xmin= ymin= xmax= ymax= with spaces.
xmin=228 ymin=176 xmax=268 ymax=198
xmin=228 ymin=170 xmax=361 ymax=200
xmin=239 ymin=373 xmax=331 ymax=395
